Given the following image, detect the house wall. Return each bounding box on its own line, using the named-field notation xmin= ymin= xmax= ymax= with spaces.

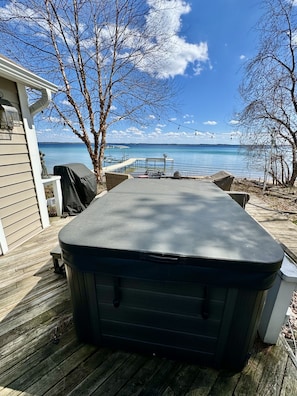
xmin=0 ymin=77 xmax=42 ymax=253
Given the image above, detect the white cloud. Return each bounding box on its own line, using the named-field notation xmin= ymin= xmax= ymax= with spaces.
xmin=203 ymin=121 xmax=217 ymax=125
xmin=61 ymin=100 xmax=71 ymax=106
xmin=239 ymin=55 xmax=246 ymax=60
xmin=2 ymin=0 xmax=208 ymax=80
xmin=230 ymin=130 xmax=241 ymax=137
xmin=154 ymin=127 xmax=162 ymax=133
xmin=291 ymin=29 xmax=297 ymax=46
xmin=229 ymin=119 xmax=240 ymax=125
xmin=136 ymin=0 xmax=209 ymax=78
xmin=206 ymin=132 xmax=215 ymax=138
xmin=48 ymin=116 xmax=62 ymax=123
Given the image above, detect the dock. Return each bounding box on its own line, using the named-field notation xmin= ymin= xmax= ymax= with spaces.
xmin=103 ymin=157 xmax=174 ymax=174
xmin=0 ymin=186 xmax=297 ymax=394
xmin=103 ymin=157 xmax=139 ymax=172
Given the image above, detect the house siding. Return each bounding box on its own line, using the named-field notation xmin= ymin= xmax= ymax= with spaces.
xmin=0 ymin=77 xmax=42 ymax=252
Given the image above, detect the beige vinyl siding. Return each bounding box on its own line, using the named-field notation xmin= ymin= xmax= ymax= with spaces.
xmin=0 ymin=153 xmax=30 ymax=166
xmin=0 ymin=77 xmax=42 ymax=252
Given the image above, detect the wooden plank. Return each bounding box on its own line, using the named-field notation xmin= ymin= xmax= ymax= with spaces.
xmin=233 ymin=339 xmax=270 ymax=395
xmin=0 ymin=253 xmax=60 ymax=283
xmin=0 ymin=313 xmax=73 ymax=382
xmin=0 ymin=246 xmax=53 ymax=276
xmin=185 ymin=366 xmax=219 ymax=395
xmin=115 ymin=357 xmax=170 ymax=396
xmin=0 ymin=285 xmax=70 ymax=341
xmin=0 ymin=298 xmax=71 ymax=358
xmin=42 ymin=348 xmax=112 ymax=395
xmin=207 ymin=371 xmax=241 ymax=395
xmin=1 ymin=274 xmax=68 ymax=317
xmin=65 ymin=350 xmax=135 ymax=395
xmin=88 ymin=353 xmax=148 ymax=395
xmin=280 ymin=359 xmax=297 ymax=395
xmin=255 ymin=339 xmax=288 ymax=395
xmin=10 ymin=343 xmax=98 ymax=394
xmin=0 ymin=305 xmax=72 ymax=368
xmin=135 ymin=359 xmax=181 ymax=396
xmin=159 ymin=363 xmax=201 ymax=396
xmin=0 ymin=276 xmax=68 ymax=320
xmin=3 ymin=332 xmax=92 ymax=393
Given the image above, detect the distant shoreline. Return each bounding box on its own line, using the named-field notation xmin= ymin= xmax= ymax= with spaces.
xmin=39 ymin=142 xmax=242 ymax=147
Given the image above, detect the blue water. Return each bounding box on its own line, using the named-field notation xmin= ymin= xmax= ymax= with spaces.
xmin=38 ymin=143 xmax=263 ymax=179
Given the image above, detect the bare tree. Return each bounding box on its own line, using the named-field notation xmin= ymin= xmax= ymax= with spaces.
xmin=239 ymin=0 xmax=297 ymax=186
xmin=0 ymin=0 xmax=178 ymax=181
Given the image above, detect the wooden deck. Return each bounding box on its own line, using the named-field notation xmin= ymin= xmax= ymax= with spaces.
xmin=246 ymin=195 xmax=297 ymax=261
xmin=1 ymin=195 xmax=297 ymax=395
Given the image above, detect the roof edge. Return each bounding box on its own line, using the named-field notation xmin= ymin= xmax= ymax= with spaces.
xmin=0 ymin=55 xmax=58 ymax=92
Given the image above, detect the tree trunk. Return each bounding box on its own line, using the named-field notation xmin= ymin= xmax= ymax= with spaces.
xmin=289 ymin=159 xmax=297 ymax=186
xmin=97 ymin=127 xmax=107 ymax=183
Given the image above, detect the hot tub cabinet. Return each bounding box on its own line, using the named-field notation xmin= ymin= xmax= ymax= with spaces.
xmin=59 ymin=179 xmax=284 ymax=370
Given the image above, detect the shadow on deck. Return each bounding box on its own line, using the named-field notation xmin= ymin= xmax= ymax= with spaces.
xmin=0 ymin=216 xmax=297 ymax=395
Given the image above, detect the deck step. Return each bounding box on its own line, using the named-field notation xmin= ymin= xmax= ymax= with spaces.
xmin=50 ymin=245 xmax=64 ymax=275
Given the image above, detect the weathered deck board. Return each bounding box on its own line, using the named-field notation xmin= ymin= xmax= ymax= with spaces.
xmin=246 ymin=196 xmax=297 ymax=259
xmin=1 ymin=197 xmax=297 ymax=395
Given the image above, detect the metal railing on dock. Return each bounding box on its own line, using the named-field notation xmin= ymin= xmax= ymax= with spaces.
xmin=103 ymin=157 xmax=174 ymax=176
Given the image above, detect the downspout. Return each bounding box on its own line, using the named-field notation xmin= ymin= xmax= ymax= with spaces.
xmin=29 ymin=88 xmax=52 ymax=117
xmin=17 ymin=84 xmax=52 ymax=230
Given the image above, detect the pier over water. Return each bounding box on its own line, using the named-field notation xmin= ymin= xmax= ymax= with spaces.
xmin=103 ymin=157 xmax=174 ymax=175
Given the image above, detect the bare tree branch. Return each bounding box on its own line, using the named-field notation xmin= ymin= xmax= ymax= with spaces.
xmin=0 ymin=0 xmax=176 ymax=181
xmin=239 ymin=0 xmax=297 ymax=186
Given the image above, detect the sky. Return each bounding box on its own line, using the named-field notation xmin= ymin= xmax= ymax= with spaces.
xmin=30 ymin=0 xmax=263 ymax=144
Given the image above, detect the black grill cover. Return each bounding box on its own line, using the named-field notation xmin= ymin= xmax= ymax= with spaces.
xmin=54 ymin=163 xmax=97 ymax=215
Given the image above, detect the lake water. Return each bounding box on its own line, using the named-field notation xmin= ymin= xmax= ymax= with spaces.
xmin=38 ymin=143 xmax=265 ymax=179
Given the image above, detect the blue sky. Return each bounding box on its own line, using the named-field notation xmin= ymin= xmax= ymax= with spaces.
xmin=34 ymin=0 xmax=262 ymax=144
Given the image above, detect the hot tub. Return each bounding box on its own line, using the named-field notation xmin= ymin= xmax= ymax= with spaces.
xmin=59 ymin=179 xmax=284 ymax=370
